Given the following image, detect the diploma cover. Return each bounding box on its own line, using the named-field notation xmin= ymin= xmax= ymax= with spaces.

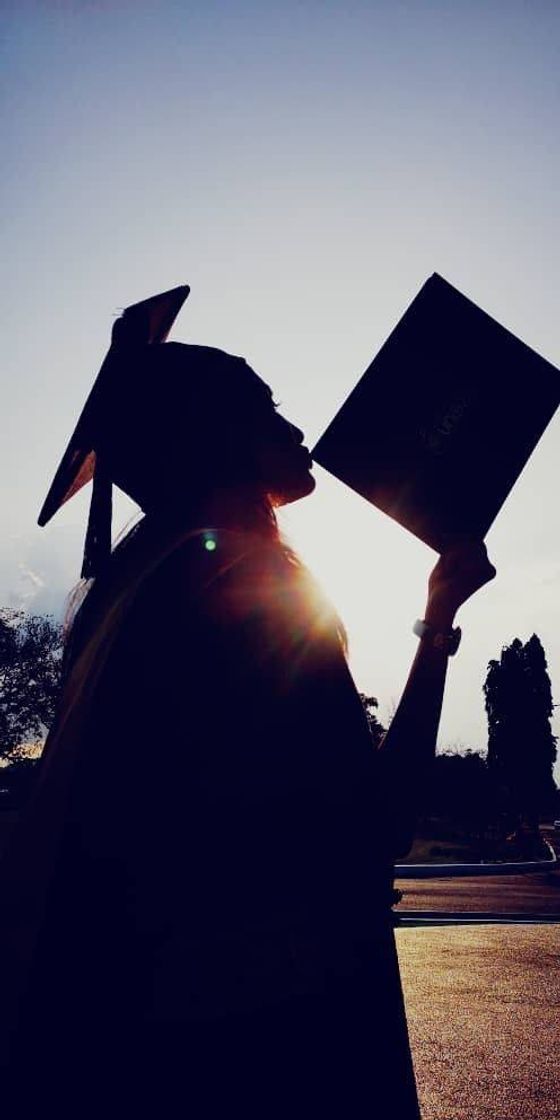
xmin=312 ymin=274 xmax=560 ymax=551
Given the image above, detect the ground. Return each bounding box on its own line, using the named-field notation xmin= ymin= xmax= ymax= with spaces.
xmin=1 ymin=809 xmax=558 ymax=1118
xmin=397 ymin=925 xmax=560 ymax=1120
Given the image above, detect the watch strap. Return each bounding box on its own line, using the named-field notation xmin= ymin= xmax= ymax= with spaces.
xmin=413 ymin=618 xmax=462 ymax=656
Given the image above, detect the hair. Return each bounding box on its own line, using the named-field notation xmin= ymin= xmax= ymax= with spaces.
xmin=96 ymin=343 xmax=279 ymax=524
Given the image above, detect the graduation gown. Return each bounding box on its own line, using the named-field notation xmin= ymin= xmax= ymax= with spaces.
xmin=3 ymin=525 xmax=420 ymax=1118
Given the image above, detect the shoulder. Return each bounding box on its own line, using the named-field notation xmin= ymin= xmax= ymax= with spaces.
xmin=127 ymin=529 xmax=345 ymax=678
xmin=69 ymin=524 xmax=346 ymax=695
xmin=135 ymin=527 xmax=265 ymax=623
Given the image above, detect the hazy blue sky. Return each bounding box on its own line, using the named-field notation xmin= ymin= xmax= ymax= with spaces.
xmin=2 ymin=1 xmax=559 ymax=769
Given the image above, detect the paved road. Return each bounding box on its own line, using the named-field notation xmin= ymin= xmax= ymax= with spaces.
xmin=397 ymin=925 xmax=560 ymax=1120
xmin=395 ymin=870 xmax=560 ymax=917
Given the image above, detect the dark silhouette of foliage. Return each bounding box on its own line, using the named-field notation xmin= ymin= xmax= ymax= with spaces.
xmin=0 ymin=756 xmax=39 ymax=810
xmin=424 ymin=749 xmax=490 ymax=836
xmin=484 ymin=634 xmax=557 ymax=830
xmin=0 ymin=608 xmax=63 ymax=765
xmin=359 ymin=693 xmax=386 ymax=748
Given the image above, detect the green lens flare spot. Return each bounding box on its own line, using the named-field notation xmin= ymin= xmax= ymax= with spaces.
xmin=203 ymin=534 xmax=217 ymax=552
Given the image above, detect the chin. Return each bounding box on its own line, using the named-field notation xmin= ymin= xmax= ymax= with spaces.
xmin=271 ymin=472 xmax=316 ymax=507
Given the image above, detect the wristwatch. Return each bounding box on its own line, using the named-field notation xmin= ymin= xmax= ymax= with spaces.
xmin=413 ymin=618 xmax=462 ymax=656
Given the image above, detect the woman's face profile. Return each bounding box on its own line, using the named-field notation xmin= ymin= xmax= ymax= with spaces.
xmin=248 ymin=379 xmax=316 ymax=507
xmin=136 ymin=348 xmax=316 ymax=514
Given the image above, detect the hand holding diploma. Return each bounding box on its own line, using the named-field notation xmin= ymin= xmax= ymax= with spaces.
xmin=425 ymin=540 xmax=497 ymax=628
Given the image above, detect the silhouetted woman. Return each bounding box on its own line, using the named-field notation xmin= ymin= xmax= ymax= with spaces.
xmin=2 ymin=288 xmax=495 ymax=1117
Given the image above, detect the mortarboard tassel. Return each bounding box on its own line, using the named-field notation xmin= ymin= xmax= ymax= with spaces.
xmin=81 ymin=461 xmax=113 ymax=580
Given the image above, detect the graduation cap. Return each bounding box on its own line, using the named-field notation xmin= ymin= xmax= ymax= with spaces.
xmin=38 ymin=285 xmax=190 ymax=578
xmin=312 ymin=273 xmax=560 ymax=552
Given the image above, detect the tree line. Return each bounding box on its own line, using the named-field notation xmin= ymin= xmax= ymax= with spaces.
xmin=0 ymin=608 xmax=63 ymax=805
xmin=1 ymin=607 xmax=558 ymax=836
xmin=368 ymin=631 xmax=558 ymax=842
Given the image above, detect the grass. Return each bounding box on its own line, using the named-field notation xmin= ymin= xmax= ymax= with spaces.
xmin=400 ymin=827 xmax=552 ymax=865
xmin=400 ymin=836 xmax=482 ymax=865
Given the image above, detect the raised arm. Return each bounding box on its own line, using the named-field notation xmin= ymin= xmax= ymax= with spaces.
xmin=378 ymin=541 xmax=496 ymax=857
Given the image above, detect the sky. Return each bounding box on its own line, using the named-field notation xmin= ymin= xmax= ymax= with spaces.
xmin=2 ymin=0 xmax=559 ymax=773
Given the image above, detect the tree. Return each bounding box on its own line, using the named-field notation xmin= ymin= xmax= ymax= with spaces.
xmin=429 ymin=750 xmax=487 ymax=818
xmin=359 ymin=693 xmax=386 ymax=749
xmin=0 ymin=608 xmax=63 ymax=764
xmin=484 ymin=633 xmax=557 ymax=831
xmin=420 ymin=749 xmax=490 ymax=840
